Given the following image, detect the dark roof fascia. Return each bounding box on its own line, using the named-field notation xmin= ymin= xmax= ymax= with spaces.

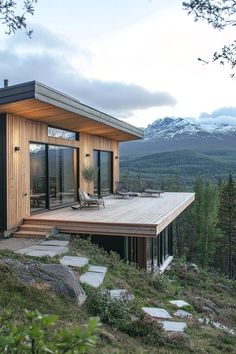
xmin=0 ymin=81 xmax=144 ymax=139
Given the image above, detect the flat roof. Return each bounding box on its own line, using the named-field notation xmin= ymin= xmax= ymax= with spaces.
xmin=0 ymin=81 xmax=144 ymax=142
xmin=26 ymin=192 xmax=195 ymax=237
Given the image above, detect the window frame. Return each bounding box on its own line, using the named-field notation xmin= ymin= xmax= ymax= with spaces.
xmin=48 ymin=125 xmax=79 ymax=141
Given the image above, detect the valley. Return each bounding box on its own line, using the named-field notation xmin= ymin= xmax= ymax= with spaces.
xmin=120 ymin=117 xmax=236 ymax=188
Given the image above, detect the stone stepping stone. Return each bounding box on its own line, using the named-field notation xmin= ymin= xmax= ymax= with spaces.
xmin=142 ymin=307 xmax=172 ymax=319
xmin=80 ymin=271 xmax=105 ymax=288
xmin=174 ymin=310 xmax=192 ymax=318
xmin=60 ymin=256 xmax=89 ymax=267
xmin=21 ymin=249 xmax=65 ymax=257
xmin=105 ymin=289 xmax=134 ymax=301
xmin=169 ymin=300 xmax=190 ymax=308
xmin=40 ymin=240 xmax=69 ymax=247
xmin=161 ymin=321 xmax=187 ymax=332
xmin=88 ymin=265 xmax=107 ymax=273
xmin=16 ymin=245 xmax=68 ymax=257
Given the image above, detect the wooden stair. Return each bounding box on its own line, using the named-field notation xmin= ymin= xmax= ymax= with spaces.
xmin=13 ymin=223 xmax=57 ymax=239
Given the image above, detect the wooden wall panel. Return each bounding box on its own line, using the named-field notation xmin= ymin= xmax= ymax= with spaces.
xmin=6 ymin=114 xmax=119 ymax=230
xmin=79 ymin=133 xmax=119 ymax=193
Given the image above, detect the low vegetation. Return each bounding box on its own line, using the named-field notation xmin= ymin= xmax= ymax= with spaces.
xmin=0 ymin=238 xmax=235 ymax=353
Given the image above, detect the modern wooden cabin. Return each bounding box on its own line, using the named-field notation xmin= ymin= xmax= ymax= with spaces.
xmin=0 ymin=80 xmax=194 ymax=272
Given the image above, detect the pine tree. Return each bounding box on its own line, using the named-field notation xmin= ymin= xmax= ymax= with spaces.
xmin=181 ymin=178 xmax=220 ymax=268
xmin=181 ymin=177 xmax=204 ymax=262
xmin=218 ymin=173 xmax=236 ymax=278
xmin=197 ymin=182 xmax=219 ymax=268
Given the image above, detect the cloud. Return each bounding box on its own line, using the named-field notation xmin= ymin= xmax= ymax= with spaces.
xmin=199 ymin=107 xmax=236 ymax=127
xmin=0 ymin=24 xmax=177 ymax=117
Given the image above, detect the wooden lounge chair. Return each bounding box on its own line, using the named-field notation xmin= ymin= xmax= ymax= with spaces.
xmin=71 ymin=189 xmax=105 ymax=209
xmin=114 ymin=182 xmax=138 ymax=198
xmin=140 ymin=180 xmax=164 ymax=197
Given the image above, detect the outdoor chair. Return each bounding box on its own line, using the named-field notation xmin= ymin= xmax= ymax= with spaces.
xmin=71 ymin=188 xmax=105 ymax=209
xmin=114 ymin=182 xmax=138 ymax=198
xmin=140 ymin=180 xmax=164 ymax=197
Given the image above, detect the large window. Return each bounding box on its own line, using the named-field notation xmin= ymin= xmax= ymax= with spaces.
xmin=146 ymin=224 xmax=173 ymax=272
xmin=30 ymin=143 xmax=78 ymax=213
xmin=93 ymin=150 xmax=113 ymax=196
xmin=30 ymin=144 xmax=47 ymax=213
xmin=49 ymin=146 xmax=76 ymax=207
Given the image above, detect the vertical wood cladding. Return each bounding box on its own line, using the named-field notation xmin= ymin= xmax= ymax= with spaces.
xmin=0 ymin=113 xmax=7 ymax=232
xmin=6 ymin=114 xmax=119 ymax=230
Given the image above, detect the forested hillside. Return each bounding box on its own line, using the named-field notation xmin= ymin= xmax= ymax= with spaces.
xmin=178 ymin=175 xmax=236 ymax=279
xmin=120 ymin=149 xmax=236 ymax=187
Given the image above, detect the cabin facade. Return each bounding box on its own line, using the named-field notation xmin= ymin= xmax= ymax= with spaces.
xmin=0 ymin=81 xmax=194 ymax=272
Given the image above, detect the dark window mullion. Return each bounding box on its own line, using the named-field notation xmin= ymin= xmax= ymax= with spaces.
xmin=98 ymin=151 xmax=101 ymax=197
xmin=46 ymin=145 xmax=50 ymax=210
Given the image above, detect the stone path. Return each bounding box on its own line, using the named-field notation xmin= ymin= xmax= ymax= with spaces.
xmin=60 ymin=255 xmax=89 ymax=267
xmin=142 ymin=299 xmax=193 ymax=332
xmin=6 ymin=238 xmax=235 ymax=336
xmin=59 ymin=255 xmax=107 ymax=289
xmin=169 ymin=300 xmax=190 ymax=308
xmin=142 ymin=307 xmax=172 ymax=319
xmin=106 ymin=289 xmax=134 ymax=301
xmin=142 ymin=305 xmax=187 ymax=332
xmin=161 ymin=321 xmax=187 ymax=332
xmin=16 ymin=240 xmax=69 ymax=257
xmin=0 ymin=238 xmax=39 ymax=251
xmin=80 ymin=265 xmax=107 ymax=288
xmin=14 ymin=238 xmax=108 ymax=288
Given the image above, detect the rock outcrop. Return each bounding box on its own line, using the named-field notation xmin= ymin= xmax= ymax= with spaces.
xmin=1 ymin=258 xmax=86 ymax=305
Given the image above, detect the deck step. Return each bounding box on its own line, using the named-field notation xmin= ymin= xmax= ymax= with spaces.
xmin=13 ymin=230 xmax=49 ymax=239
xmin=20 ymin=224 xmax=56 ymax=233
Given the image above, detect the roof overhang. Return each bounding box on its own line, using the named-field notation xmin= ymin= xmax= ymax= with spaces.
xmin=0 ymin=81 xmax=144 ymax=142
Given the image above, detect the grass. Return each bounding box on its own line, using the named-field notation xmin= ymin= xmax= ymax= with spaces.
xmin=0 ymin=236 xmax=235 ymax=353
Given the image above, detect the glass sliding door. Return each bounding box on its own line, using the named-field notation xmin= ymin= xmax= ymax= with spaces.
xmin=100 ymin=151 xmax=112 ymax=196
xmin=30 ymin=143 xmax=77 ymax=214
xmin=93 ymin=150 xmax=113 ymax=196
xmin=49 ymin=145 xmax=76 ymax=208
xmin=30 ymin=144 xmax=47 ymax=213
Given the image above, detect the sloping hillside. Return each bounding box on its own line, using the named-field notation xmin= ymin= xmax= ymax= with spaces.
xmin=0 ymin=237 xmax=235 ymax=353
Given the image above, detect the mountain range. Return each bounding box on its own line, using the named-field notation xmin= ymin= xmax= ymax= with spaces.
xmin=120 ymin=117 xmax=236 ymax=187
xmin=120 ymin=117 xmax=236 ymax=157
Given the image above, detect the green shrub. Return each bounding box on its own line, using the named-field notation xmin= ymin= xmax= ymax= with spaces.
xmin=86 ymin=291 xmax=131 ymax=327
xmin=152 ymin=274 xmax=182 ymax=295
xmin=120 ymin=318 xmax=165 ymax=346
xmin=0 ymin=309 xmax=99 ymax=353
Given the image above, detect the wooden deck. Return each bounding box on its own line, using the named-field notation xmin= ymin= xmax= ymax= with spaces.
xmin=24 ymin=192 xmax=195 ymax=238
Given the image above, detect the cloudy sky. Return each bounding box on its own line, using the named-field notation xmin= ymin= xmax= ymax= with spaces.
xmin=0 ymin=0 xmax=236 ymax=127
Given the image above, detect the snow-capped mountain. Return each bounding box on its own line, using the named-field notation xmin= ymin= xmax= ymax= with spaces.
xmin=120 ymin=117 xmax=236 ymax=157
xmin=144 ymin=117 xmax=236 ymax=141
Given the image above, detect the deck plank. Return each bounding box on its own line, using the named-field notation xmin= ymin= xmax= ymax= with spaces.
xmin=26 ymin=193 xmax=195 ymax=237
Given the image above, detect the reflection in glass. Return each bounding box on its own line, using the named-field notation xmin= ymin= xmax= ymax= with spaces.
xmin=48 ymin=127 xmax=77 ymax=140
xmin=100 ymin=151 xmax=112 ymax=196
xmin=49 ymin=145 xmax=76 ymax=207
xmin=30 ymin=144 xmax=47 ymax=213
xmin=146 ymin=238 xmax=153 ymax=272
xmin=146 ymin=224 xmax=173 ymax=271
xmin=93 ymin=150 xmax=112 ymax=196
